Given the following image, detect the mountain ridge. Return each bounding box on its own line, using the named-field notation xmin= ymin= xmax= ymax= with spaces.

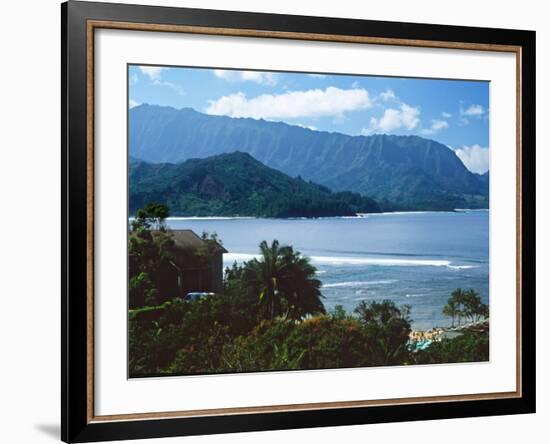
xmin=129 ymin=104 xmax=488 ymax=211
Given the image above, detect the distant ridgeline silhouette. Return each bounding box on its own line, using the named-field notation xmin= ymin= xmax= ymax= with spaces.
xmin=129 ymin=104 xmax=489 ymax=211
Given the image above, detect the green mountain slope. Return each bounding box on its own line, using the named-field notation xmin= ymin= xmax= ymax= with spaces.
xmin=129 ymin=105 xmax=489 ymax=211
xmin=129 ymin=152 xmax=381 ymax=217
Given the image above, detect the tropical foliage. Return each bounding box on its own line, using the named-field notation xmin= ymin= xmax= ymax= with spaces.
xmin=414 ymin=331 xmax=489 ymax=364
xmin=128 ymin=203 xmax=174 ymax=308
xmin=354 ymin=300 xmax=412 ymax=366
xmin=130 ymin=294 xmax=415 ymax=376
xmin=442 ymin=288 xmax=489 ymax=326
xmin=238 ymin=240 xmax=325 ymax=321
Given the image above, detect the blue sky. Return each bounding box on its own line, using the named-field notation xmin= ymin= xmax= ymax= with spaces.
xmin=129 ymin=65 xmax=490 ymax=174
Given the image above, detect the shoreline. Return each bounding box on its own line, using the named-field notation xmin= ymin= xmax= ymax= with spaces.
xmin=155 ymin=208 xmax=489 ymax=221
xmin=359 ymin=208 xmax=488 ymax=217
xmin=409 ymin=319 xmax=489 ymax=345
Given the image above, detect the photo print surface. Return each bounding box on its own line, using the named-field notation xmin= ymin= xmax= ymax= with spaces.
xmin=127 ymin=64 xmax=490 ymax=378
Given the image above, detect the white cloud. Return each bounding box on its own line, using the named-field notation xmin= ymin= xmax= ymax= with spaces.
xmin=137 ymin=66 xmax=184 ymax=95
xmin=213 ymin=69 xmax=278 ymax=86
xmin=441 ymin=112 xmax=452 ymax=118
xmin=362 ymin=103 xmax=420 ymax=134
xmin=129 ymin=99 xmax=140 ymax=109
xmin=206 ymin=86 xmax=372 ymax=119
xmin=307 ymin=74 xmax=326 ymax=78
xmin=421 ymin=119 xmax=449 ymax=135
xmin=130 ymin=73 xmax=139 ymax=86
xmin=455 ymin=144 xmax=489 ymax=174
xmin=351 ymin=80 xmax=360 ymax=88
xmin=380 ymin=89 xmax=396 ymax=102
xmin=138 ymin=66 xmax=165 ymax=81
xmin=460 ymin=104 xmax=485 ymax=117
xmin=155 ymin=80 xmax=185 ymax=96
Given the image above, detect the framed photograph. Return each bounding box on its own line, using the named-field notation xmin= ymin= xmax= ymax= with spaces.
xmin=62 ymin=1 xmax=536 ymax=442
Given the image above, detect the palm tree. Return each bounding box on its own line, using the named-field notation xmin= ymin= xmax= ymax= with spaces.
xmin=240 ymin=240 xmax=325 ymax=321
xmin=444 ymin=288 xmax=488 ymax=326
xmin=442 ymin=299 xmax=459 ymax=327
xmin=462 ymin=289 xmax=489 ymax=322
xmin=241 ymin=240 xmax=281 ymax=321
xmin=449 ymin=288 xmax=468 ymax=326
xmin=277 ymin=247 xmax=324 ymax=320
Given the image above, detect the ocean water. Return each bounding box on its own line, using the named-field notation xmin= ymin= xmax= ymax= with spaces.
xmin=166 ymin=211 xmax=489 ymax=330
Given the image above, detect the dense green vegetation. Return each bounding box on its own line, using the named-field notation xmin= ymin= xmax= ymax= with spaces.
xmin=129 ymin=290 xmax=489 ymax=376
xmin=128 ymin=205 xmax=489 ymax=377
xmin=130 ymin=294 xmax=415 ymax=376
xmin=129 ymin=104 xmax=489 ymax=211
xmin=414 ymin=331 xmax=489 ymax=365
xmin=128 ymin=203 xmax=175 ymax=308
xmin=129 ymin=152 xmax=381 ymax=217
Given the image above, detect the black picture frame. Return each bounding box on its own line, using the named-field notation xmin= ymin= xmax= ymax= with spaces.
xmin=62 ymin=1 xmax=536 ymax=442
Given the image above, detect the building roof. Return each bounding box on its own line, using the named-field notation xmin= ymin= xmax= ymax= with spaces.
xmin=171 ymin=229 xmax=228 ymax=254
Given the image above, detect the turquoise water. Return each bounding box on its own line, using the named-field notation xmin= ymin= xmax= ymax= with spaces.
xmin=166 ymin=211 xmax=489 ymax=330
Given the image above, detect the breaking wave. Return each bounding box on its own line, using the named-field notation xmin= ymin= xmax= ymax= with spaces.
xmin=309 ymin=256 xmax=450 ymax=267
xmin=224 ymin=253 xmax=477 ymax=269
xmin=323 ymin=280 xmax=397 ymax=288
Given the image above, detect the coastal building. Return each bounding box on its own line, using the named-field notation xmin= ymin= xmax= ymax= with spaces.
xmin=169 ymin=229 xmax=228 ymax=297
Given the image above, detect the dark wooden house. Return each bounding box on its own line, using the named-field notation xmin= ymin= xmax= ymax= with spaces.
xmin=168 ymin=229 xmax=227 ymax=297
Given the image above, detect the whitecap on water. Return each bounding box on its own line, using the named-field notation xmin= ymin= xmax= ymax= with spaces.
xmin=323 ymin=280 xmax=397 ymax=288
xmin=310 ymin=255 xmax=450 ymax=267
xmin=224 ymin=253 xmax=478 ymax=271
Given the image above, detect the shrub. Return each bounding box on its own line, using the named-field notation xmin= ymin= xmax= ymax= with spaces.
xmin=214 ymin=316 xmax=370 ymax=373
xmin=413 ymin=331 xmax=489 ymax=364
xmin=354 ymin=300 xmax=412 ymax=366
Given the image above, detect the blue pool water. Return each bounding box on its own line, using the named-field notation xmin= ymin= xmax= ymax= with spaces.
xmin=166 ymin=211 xmax=489 ymax=330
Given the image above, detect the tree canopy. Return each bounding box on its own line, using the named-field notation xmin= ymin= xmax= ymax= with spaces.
xmin=238 ymin=240 xmax=325 ymax=321
xmin=442 ymin=288 xmax=489 ymax=326
xmin=128 ymin=203 xmax=174 ymax=308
